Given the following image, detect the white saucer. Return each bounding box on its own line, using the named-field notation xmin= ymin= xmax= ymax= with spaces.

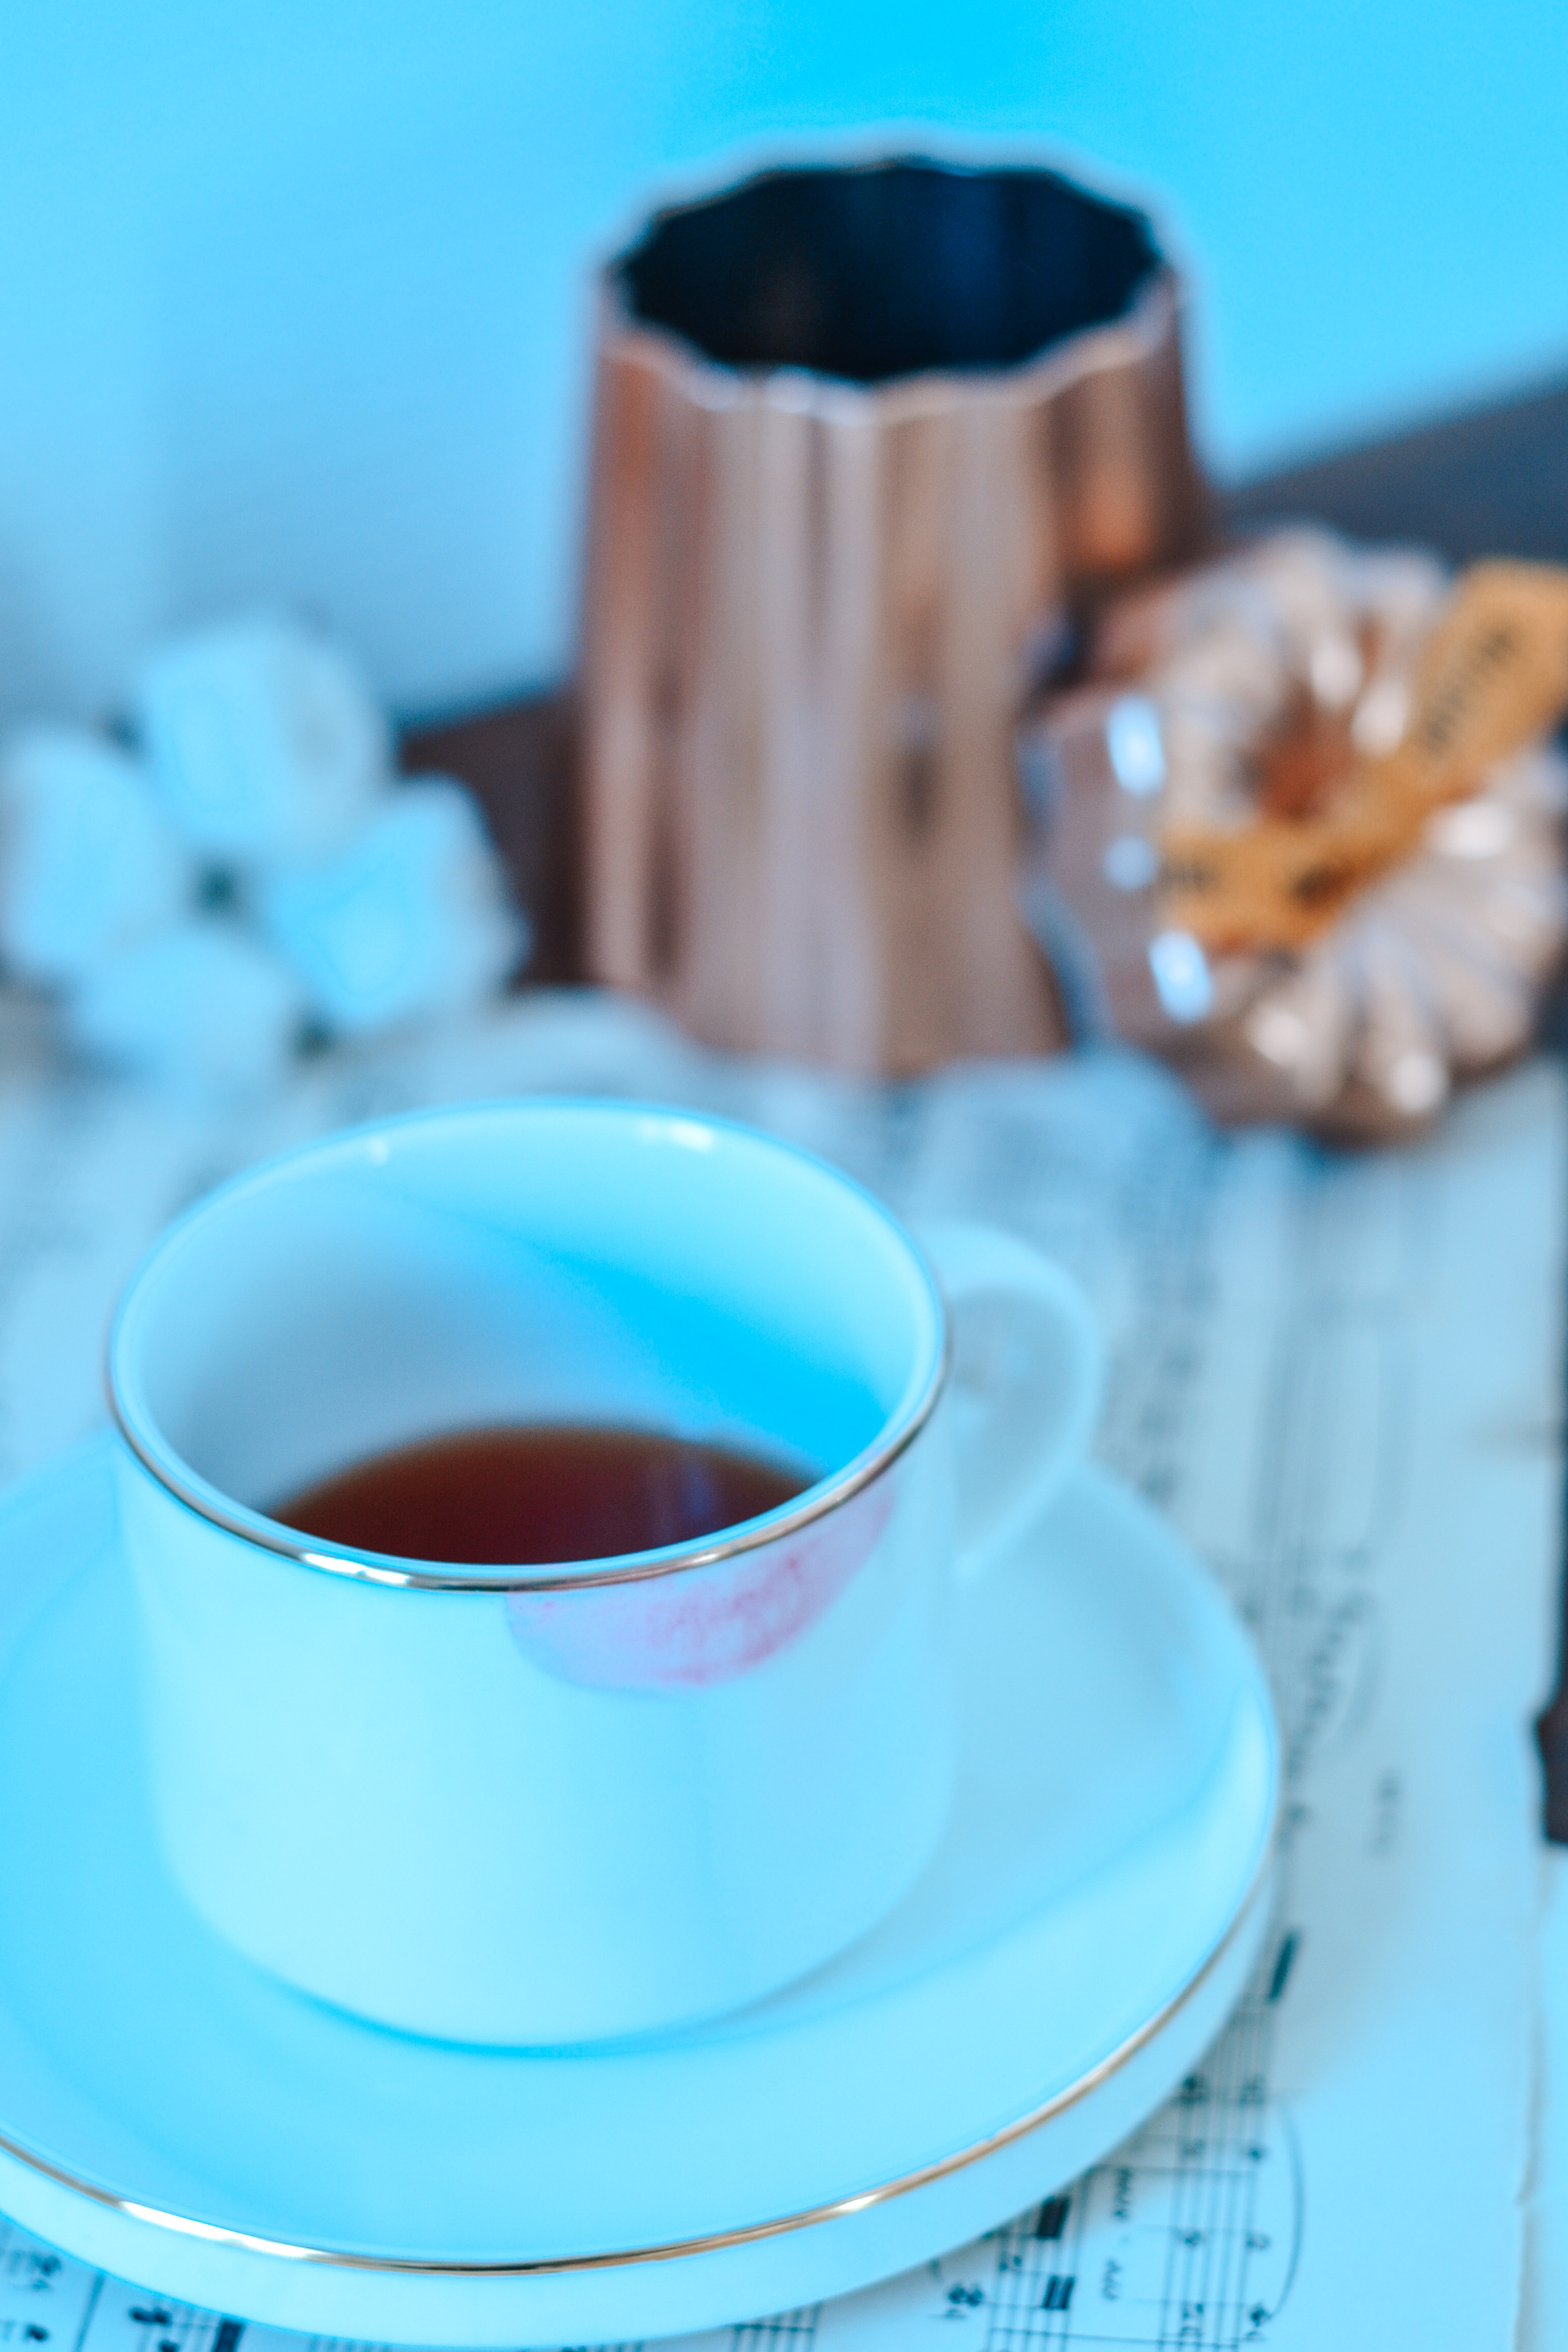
xmin=0 ymin=1439 xmax=1276 ymax=2347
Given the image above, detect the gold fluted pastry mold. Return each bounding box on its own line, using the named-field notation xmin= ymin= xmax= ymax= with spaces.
xmin=1020 ymin=529 xmax=1568 ymax=1140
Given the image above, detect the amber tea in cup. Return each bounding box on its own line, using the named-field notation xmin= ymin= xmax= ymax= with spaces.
xmin=274 ymin=1424 xmax=810 ymax=1566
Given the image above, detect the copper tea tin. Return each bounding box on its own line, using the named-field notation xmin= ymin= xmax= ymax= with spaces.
xmin=581 ymin=157 xmax=1205 ymax=1073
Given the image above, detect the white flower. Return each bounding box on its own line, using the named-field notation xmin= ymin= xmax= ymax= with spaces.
xmin=259 ymin=778 xmax=528 ymax=1036
xmin=133 ymin=610 xmax=389 ymax=865
xmin=0 ymin=726 xmax=191 ymax=984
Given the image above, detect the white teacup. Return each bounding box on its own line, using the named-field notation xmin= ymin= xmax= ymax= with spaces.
xmin=110 ymin=1101 xmax=1102 ymax=2046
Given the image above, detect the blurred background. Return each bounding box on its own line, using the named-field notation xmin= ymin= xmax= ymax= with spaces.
xmin=3 ymin=0 xmax=1566 ymax=730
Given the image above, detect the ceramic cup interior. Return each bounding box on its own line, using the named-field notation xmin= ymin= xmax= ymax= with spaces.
xmin=110 ymin=1100 xmax=946 ymax=1571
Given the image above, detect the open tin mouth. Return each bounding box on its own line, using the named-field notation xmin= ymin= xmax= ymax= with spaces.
xmin=612 ymin=154 xmax=1166 ymax=389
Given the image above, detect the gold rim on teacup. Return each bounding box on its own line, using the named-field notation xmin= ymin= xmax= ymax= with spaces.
xmin=108 ymin=1338 xmax=949 ymax=1595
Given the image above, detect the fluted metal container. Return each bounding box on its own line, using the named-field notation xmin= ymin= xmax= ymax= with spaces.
xmin=581 ymin=158 xmax=1205 ymax=1073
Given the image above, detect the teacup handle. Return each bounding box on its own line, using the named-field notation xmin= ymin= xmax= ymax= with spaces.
xmin=914 ymin=1219 xmax=1105 ymax=1579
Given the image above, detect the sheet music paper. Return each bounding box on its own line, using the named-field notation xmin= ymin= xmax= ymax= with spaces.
xmin=0 ymin=995 xmax=1559 ymax=2352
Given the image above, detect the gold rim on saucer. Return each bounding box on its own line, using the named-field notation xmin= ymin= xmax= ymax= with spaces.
xmin=0 ymin=1849 xmax=1273 ymax=2275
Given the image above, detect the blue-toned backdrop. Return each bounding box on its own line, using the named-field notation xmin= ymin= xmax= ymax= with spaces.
xmin=2 ymin=0 xmax=1564 ymax=721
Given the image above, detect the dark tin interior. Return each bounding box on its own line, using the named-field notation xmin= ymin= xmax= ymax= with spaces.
xmin=616 ymin=157 xmax=1164 ymax=388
